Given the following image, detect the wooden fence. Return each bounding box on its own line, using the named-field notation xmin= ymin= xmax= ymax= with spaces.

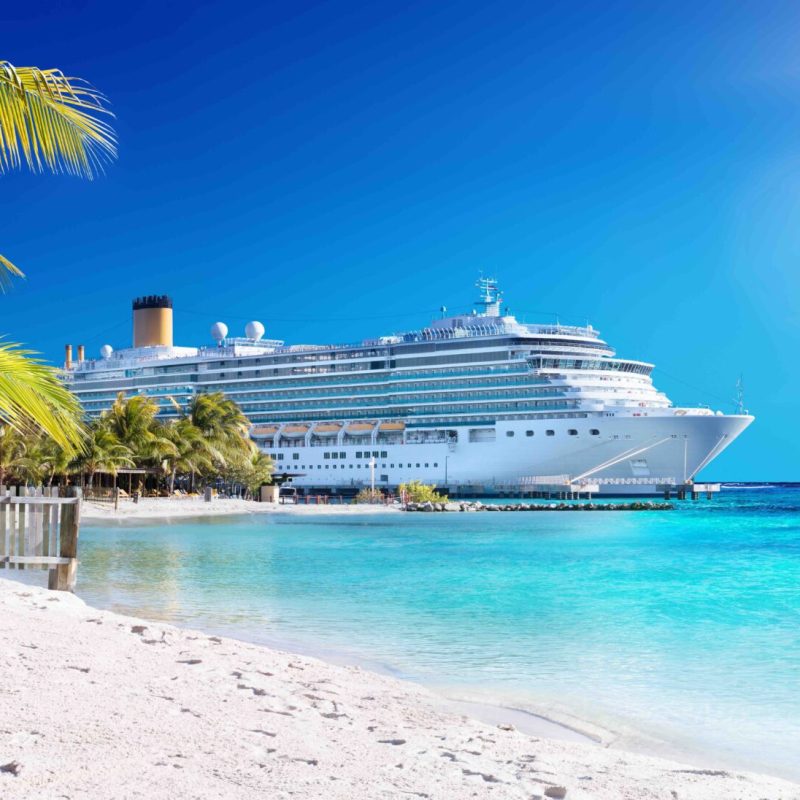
xmin=83 ymin=486 xmax=121 ymax=508
xmin=0 ymin=486 xmax=81 ymax=591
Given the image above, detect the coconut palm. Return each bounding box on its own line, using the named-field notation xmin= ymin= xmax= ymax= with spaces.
xmin=36 ymin=435 xmax=72 ymax=487
xmin=0 ymin=424 xmax=27 ymax=484
xmin=238 ymin=450 xmax=274 ymax=498
xmin=0 ymin=62 xmax=115 ymax=180
xmin=163 ymin=418 xmax=214 ymax=494
xmin=72 ymin=424 xmax=133 ymax=488
xmin=1 ymin=427 xmax=71 ymax=486
xmin=187 ymin=392 xmax=254 ymax=465
xmin=10 ymin=431 xmax=50 ymax=485
xmin=0 ymin=340 xmax=85 ymax=455
xmin=1 ymin=61 xmax=116 ymax=453
xmin=102 ymin=393 xmax=158 ymax=446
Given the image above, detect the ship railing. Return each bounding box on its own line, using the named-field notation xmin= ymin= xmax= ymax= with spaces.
xmin=521 ymin=476 xmax=679 ymax=487
xmin=588 ymin=477 xmax=678 ymax=486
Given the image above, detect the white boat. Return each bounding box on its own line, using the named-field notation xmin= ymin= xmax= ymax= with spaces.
xmin=65 ymin=280 xmax=753 ymax=495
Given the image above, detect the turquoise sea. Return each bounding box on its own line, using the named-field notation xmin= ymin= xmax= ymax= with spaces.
xmin=75 ymin=488 xmax=800 ymax=780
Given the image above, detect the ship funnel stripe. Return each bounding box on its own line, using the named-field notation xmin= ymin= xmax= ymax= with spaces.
xmin=133 ymin=295 xmax=173 ymax=310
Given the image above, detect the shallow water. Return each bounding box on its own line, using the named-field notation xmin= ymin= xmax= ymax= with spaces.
xmin=75 ymin=488 xmax=800 ymax=779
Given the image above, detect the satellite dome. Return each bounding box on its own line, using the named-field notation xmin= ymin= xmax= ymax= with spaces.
xmin=245 ymin=320 xmax=265 ymax=341
xmin=100 ymin=344 xmax=113 ymax=359
xmin=210 ymin=322 xmax=228 ymax=343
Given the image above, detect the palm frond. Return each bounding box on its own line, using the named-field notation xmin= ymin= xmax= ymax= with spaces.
xmin=0 ymin=252 xmax=24 ymax=292
xmin=0 ymin=340 xmax=84 ymax=455
xmin=0 ymin=61 xmax=116 ymax=179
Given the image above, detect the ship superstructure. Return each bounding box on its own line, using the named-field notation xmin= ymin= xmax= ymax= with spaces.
xmin=64 ymin=281 xmax=753 ymax=494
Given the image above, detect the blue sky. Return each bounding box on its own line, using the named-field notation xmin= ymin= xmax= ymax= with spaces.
xmin=3 ymin=1 xmax=798 ymax=479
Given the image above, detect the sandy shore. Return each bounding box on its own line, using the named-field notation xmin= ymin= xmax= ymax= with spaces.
xmin=1 ymin=579 xmax=797 ymax=799
xmin=81 ymin=496 xmax=399 ymax=521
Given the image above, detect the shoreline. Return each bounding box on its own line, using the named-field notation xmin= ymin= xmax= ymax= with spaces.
xmin=78 ymin=498 xmax=799 ymax=783
xmin=80 ymin=496 xmax=401 ymax=521
xmin=1 ymin=578 xmax=798 ymax=799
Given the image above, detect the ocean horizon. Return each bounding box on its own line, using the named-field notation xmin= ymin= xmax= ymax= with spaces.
xmin=68 ymin=486 xmax=800 ymax=782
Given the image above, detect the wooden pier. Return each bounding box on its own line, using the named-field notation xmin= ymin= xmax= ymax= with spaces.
xmin=0 ymin=486 xmax=82 ymax=591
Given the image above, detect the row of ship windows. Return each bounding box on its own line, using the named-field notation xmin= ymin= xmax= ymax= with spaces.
xmin=72 ymin=364 xmax=527 ymax=391
xmin=73 ymin=372 xmax=650 ymax=405
xmin=532 ymin=358 xmax=651 ymax=375
xmin=275 ymin=461 xmax=439 ymax=470
xmin=252 ymin=410 xmax=594 ymax=425
xmin=74 ymin=372 xmax=648 ymax=403
xmin=508 ymin=428 xmax=600 ymax=437
xmin=197 ymin=339 xmax=608 ymax=371
xmin=217 ymin=386 xmax=654 ymax=404
xmin=239 ymin=400 xmax=579 ymax=414
xmin=176 ymin=365 xmax=527 ymax=388
xmin=269 ymin=429 xmax=602 ymax=455
xmin=273 ymin=452 xmax=389 ymax=460
xmin=200 ymin=339 xmax=514 ymax=371
xmin=194 ymin=348 xmax=614 ymax=381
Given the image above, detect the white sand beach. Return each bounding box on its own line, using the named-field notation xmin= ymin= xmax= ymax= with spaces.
xmin=1 ymin=578 xmax=797 ymax=800
xmin=80 ymin=496 xmax=400 ymax=521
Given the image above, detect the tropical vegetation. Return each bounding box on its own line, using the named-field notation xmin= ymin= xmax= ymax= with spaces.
xmin=398 ymin=480 xmax=448 ymax=504
xmin=1 ymin=61 xmax=117 ymax=454
xmin=0 ymin=392 xmax=274 ymax=499
xmin=354 ymin=487 xmax=385 ymax=504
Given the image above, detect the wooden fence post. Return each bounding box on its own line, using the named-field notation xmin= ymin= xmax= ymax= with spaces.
xmin=48 ymin=486 xmax=81 ymax=592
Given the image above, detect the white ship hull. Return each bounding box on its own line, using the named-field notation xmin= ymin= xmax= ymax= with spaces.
xmin=272 ymin=412 xmax=754 ymax=496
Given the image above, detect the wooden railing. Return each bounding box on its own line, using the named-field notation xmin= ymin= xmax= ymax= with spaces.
xmin=0 ymin=486 xmax=81 ymax=591
xmin=83 ymin=486 xmax=122 ymax=508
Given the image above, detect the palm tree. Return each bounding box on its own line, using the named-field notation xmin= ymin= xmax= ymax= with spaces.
xmin=0 ymin=340 xmax=85 ymax=455
xmin=72 ymin=423 xmax=133 ymax=488
xmin=188 ymin=392 xmax=254 ymax=466
xmin=163 ymin=418 xmax=214 ymax=494
xmin=103 ymin=393 xmax=157 ymax=451
xmin=0 ymin=424 xmax=27 ymax=484
xmin=0 ymin=62 xmax=115 ymax=180
xmin=102 ymin=395 xmax=177 ymax=482
xmin=1 ymin=61 xmax=116 ymax=453
xmin=36 ymin=435 xmax=72 ymax=487
xmin=239 ymin=451 xmax=274 ymax=499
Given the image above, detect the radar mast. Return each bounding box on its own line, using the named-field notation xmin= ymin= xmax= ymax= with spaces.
xmin=475 ymin=276 xmax=502 ymax=317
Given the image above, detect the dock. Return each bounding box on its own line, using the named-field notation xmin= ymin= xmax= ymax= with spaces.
xmin=404 ymin=500 xmax=673 ymax=512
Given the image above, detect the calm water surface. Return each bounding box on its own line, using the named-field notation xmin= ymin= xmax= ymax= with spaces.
xmin=75 ymin=488 xmax=800 ymax=779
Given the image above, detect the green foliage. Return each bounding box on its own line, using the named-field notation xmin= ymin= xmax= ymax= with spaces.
xmin=72 ymin=423 xmax=135 ymax=487
xmin=399 ymin=480 xmax=448 ymax=504
xmin=0 ymin=392 xmax=272 ymax=496
xmin=0 ymin=425 xmax=26 ymax=484
xmin=1 ymin=60 xmax=116 ymax=455
xmin=355 ymin=487 xmax=384 ymax=504
xmin=188 ymin=392 xmax=252 ymax=462
xmin=0 ymin=340 xmax=84 ymax=455
xmin=225 ymin=451 xmax=274 ymax=497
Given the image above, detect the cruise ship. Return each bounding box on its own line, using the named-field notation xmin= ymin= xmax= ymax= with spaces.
xmin=64 ymin=280 xmax=753 ymax=495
